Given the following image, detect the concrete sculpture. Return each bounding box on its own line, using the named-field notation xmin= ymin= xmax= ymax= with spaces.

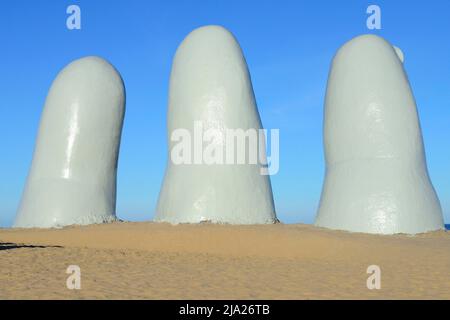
xmin=155 ymin=25 xmax=277 ymax=224
xmin=14 ymin=56 xmax=125 ymax=228
xmin=315 ymin=34 xmax=444 ymax=234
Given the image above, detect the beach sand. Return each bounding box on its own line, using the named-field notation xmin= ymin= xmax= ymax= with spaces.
xmin=0 ymin=222 xmax=449 ymax=299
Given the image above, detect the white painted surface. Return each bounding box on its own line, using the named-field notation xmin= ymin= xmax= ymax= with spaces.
xmin=155 ymin=25 xmax=277 ymax=224
xmin=315 ymin=34 xmax=444 ymax=234
xmin=14 ymin=56 xmax=125 ymax=228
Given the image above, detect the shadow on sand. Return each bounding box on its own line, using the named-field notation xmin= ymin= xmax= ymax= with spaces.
xmin=0 ymin=242 xmax=62 ymax=251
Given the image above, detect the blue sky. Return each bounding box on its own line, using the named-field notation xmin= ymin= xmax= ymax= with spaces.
xmin=0 ymin=0 xmax=449 ymax=227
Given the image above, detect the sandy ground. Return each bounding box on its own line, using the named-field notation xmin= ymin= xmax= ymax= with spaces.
xmin=0 ymin=222 xmax=449 ymax=299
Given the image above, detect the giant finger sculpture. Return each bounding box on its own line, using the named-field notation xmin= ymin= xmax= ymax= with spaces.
xmin=14 ymin=56 xmax=125 ymax=228
xmin=315 ymin=35 xmax=444 ymax=234
xmin=155 ymin=25 xmax=277 ymax=224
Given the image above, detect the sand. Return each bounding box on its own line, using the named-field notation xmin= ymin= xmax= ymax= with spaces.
xmin=0 ymin=222 xmax=449 ymax=299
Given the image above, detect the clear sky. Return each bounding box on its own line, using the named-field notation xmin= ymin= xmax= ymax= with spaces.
xmin=0 ymin=0 xmax=449 ymax=227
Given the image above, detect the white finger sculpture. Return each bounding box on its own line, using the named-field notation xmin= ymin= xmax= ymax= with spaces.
xmin=155 ymin=25 xmax=277 ymax=224
xmin=14 ymin=56 xmax=125 ymax=228
xmin=315 ymin=34 xmax=444 ymax=234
